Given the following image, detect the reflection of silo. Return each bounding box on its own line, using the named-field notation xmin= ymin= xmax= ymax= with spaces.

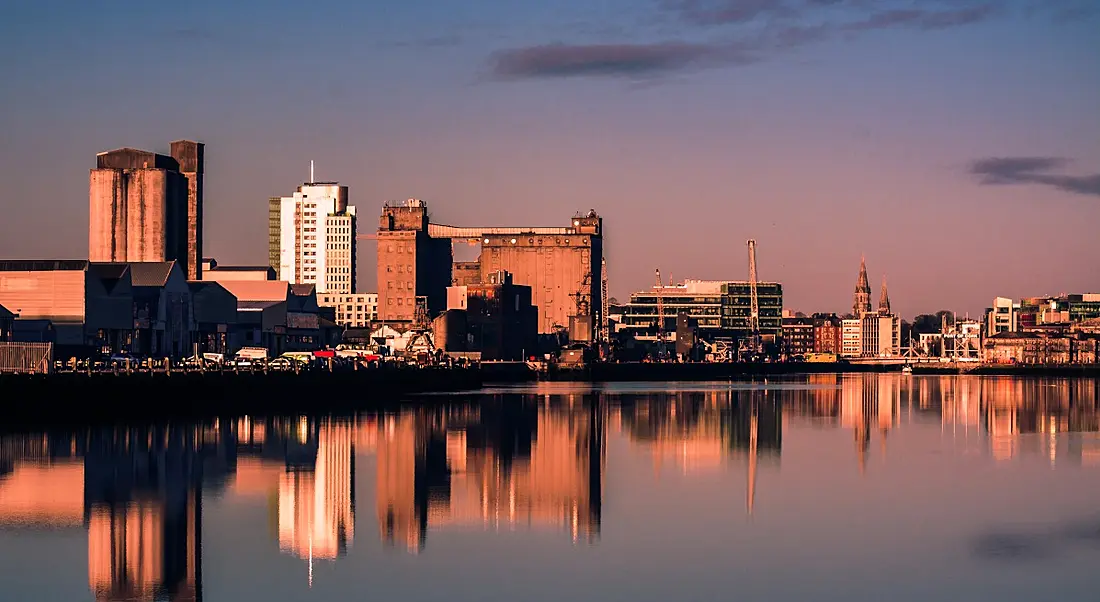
xmin=86 ymin=492 xmax=200 ymax=602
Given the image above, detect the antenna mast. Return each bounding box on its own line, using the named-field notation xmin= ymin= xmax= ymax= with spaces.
xmin=310 ymin=160 xmax=315 ymax=184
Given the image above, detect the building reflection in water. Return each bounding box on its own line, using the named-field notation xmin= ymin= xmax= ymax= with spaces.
xmin=0 ymin=424 xmax=218 ymax=602
xmin=614 ymin=388 xmax=782 ymax=515
xmin=0 ymin=374 xmax=1097 ymax=600
xmin=232 ymin=417 xmax=356 ymax=586
xmin=782 ymin=374 xmax=1100 ymax=467
xmin=375 ymin=397 xmax=605 ymax=553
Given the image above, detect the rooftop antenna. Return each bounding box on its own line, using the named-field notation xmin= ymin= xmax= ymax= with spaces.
xmin=310 ymin=160 xmax=315 ymax=184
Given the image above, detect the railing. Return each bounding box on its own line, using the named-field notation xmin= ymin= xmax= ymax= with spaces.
xmin=0 ymin=342 xmax=53 ymax=374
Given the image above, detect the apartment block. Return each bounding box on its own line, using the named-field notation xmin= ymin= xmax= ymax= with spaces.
xmin=270 ymin=182 xmax=356 ymax=294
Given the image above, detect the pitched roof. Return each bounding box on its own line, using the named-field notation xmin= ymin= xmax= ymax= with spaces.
xmin=238 ymin=300 xmax=284 ymax=311
xmin=125 ymin=262 xmax=176 ymax=287
xmin=217 ymin=280 xmax=290 ymax=302
xmin=87 ymin=263 xmax=130 ymax=294
xmin=290 ymin=283 xmax=316 ymax=296
xmin=187 ymin=280 xmax=234 ymax=297
xmin=0 ymin=260 xmax=89 ymax=272
xmin=0 ymin=303 xmax=14 ymax=319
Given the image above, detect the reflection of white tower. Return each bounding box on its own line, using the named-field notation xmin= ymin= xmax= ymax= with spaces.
xmin=277 ymin=421 xmax=355 ymax=585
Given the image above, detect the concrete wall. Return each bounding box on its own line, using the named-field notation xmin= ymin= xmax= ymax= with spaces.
xmin=0 ymin=270 xmax=86 ymax=322
xmin=480 ymin=234 xmax=601 ymax=334
xmin=452 ymin=262 xmax=481 ymax=286
xmin=170 ymin=140 xmax=204 ymax=281
xmin=89 ymin=168 xmax=189 ymax=267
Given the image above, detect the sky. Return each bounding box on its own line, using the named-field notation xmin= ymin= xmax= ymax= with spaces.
xmin=0 ymin=0 xmax=1098 ymax=319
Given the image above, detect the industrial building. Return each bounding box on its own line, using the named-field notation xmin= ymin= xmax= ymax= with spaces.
xmin=375 ymin=200 xmax=603 ymax=339
xmin=268 ymin=180 xmax=357 ymax=294
xmin=442 ymin=270 xmax=538 ymax=360
xmin=618 ymin=279 xmax=783 ymax=343
xmin=0 ymin=303 xmax=14 ymax=341
xmin=376 ymin=200 xmax=452 ymax=322
xmin=89 ymin=141 xmax=204 ymax=280
xmin=201 ymin=258 xmax=276 ymax=282
xmin=0 ymin=260 xmax=135 ymax=355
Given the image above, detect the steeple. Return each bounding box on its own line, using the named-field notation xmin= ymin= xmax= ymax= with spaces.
xmin=879 ymin=275 xmax=891 ymax=315
xmin=853 ymin=255 xmax=872 ymax=316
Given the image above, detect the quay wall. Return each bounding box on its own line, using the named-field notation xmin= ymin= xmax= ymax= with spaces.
xmin=0 ymin=367 xmax=481 ymax=426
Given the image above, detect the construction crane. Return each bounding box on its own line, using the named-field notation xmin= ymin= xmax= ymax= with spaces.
xmin=654 ymin=268 xmax=667 ymax=360
xmin=746 ymin=239 xmax=762 ymax=357
xmin=600 ymin=257 xmax=609 ymax=343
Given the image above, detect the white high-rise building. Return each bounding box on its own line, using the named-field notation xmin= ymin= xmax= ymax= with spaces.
xmin=268 ymin=180 xmax=356 ymax=294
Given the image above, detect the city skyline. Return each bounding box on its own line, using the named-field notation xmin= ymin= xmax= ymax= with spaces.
xmin=1 ymin=1 xmax=1098 ymax=318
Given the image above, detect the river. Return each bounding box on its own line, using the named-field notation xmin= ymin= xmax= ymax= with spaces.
xmin=1 ymin=374 xmax=1098 ymax=601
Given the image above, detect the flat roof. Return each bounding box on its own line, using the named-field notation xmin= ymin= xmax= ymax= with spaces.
xmin=0 ymin=260 xmax=89 ymax=272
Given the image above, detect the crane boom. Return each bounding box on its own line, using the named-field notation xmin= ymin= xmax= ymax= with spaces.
xmin=600 ymin=257 xmax=609 ymax=342
xmin=746 ymin=240 xmax=761 ymax=356
xmin=654 ymin=268 xmax=665 ymax=356
xmin=748 ymin=240 xmax=759 ymax=335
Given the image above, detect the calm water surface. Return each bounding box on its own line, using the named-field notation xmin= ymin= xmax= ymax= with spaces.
xmin=2 ymin=374 xmax=1099 ymax=601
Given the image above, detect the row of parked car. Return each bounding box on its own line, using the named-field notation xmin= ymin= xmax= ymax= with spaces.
xmin=51 ymin=347 xmax=396 ymax=374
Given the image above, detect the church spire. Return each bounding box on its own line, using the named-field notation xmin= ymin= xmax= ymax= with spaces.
xmin=879 ymin=275 xmax=891 ymax=315
xmin=853 ymin=255 xmax=872 ymax=316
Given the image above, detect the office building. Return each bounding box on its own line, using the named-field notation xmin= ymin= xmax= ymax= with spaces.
xmin=618 ymin=279 xmax=782 ymax=343
xmin=270 ymin=181 xmax=356 ymax=294
xmin=860 ymin=312 xmax=901 ymax=358
xmin=318 ymin=293 xmax=379 ymax=328
xmin=841 ymin=318 xmax=862 ymax=357
xmin=89 ymin=141 xmax=204 ymax=280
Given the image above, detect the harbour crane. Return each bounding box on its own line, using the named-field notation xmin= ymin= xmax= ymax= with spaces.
xmin=600 ymin=257 xmax=609 ymax=343
xmin=746 ymin=239 xmax=762 ymax=357
xmin=654 ymin=268 xmax=667 ymax=360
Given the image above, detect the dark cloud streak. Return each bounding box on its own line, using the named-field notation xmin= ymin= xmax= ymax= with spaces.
xmin=489 ymin=42 xmax=758 ymax=80
xmin=486 ymin=0 xmax=1085 ymax=82
xmin=969 ymin=157 xmax=1100 ymax=197
xmin=843 ymin=4 xmax=997 ymax=31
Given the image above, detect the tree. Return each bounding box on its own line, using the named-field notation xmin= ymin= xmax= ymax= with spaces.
xmin=912 ymin=311 xmax=955 ymax=334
